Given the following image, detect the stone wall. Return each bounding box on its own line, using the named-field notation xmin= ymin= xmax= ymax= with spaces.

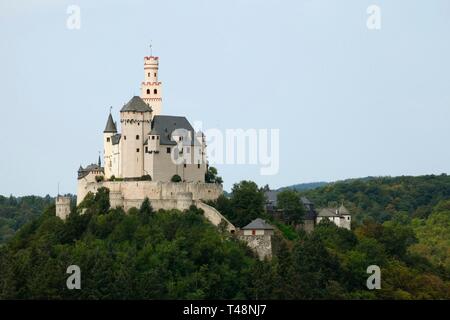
xmin=238 ymin=234 xmax=273 ymax=261
xmin=195 ymin=201 xmax=236 ymax=233
xmin=77 ymin=180 xmax=222 ymax=207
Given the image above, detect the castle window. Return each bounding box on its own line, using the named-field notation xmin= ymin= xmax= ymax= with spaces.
xmin=145 ymin=147 xmax=148 ymax=153
xmin=136 ymin=135 xmax=140 ymax=140
xmin=136 ymin=148 xmax=140 ymax=153
xmin=197 ymin=162 xmax=200 ymax=169
xmin=252 ymin=230 xmax=256 ymax=235
xmin=152 ymin=136 xmax=155 ymax=140
xmin=154 ymin=73 xmax=157 ymax=77
xmin=157 ymin=136 xmax=159 ymax=140
xmin=184 ymin=164 xmax=187 ymax=168
xmin=124 ymin=136 xmax=126 ymax=140
xmin=154 ymin=89 xmax=157 ymax=94
xmin=106 ymin=137 xmax=110 ymax=142
xmin=148 ymin=73 xmax=150 ymax=77
xmin=146 ymin=89 xmax=150 ymax=94
xmin=166 ymin=147 xmax=171 ymax=153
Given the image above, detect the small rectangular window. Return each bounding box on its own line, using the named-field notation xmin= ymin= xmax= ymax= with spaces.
xmin=124 ymin=136 xmax=126 ymax=140
xmin=106 ymin=137 xmax=110 ymax=142
xmin=136 ymin=135 xmax=139 ymax=140
xmin=152 ymin=136 xmax=155 ymax=140
xmin=166 ymin=147 xmax=171 ymax=153
xmin=136 ymin=148 xmax=140 ymax=153
xmin=184 ymin=164 xmax=187 ymax=168
xmin=197 ymin=162 xmax=200 ymax=169
xmin=145 ymin=147 xmax=148 ymax=153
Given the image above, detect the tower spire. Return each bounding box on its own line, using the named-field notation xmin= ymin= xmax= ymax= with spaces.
xmin=98 ymin=152 xmax=101 ymax=167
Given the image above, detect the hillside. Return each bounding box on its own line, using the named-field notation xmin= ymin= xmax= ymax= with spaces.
xmin=297 ymin=174 xmax=450 ymax=223
xmin=0 ymin=195 xmax=55 ymax=245
xmin=0 ymin=176 xmax=449 ymax=299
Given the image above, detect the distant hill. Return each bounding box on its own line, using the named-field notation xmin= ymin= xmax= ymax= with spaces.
xmin=297 ymin=174 xmax=450 ymax=223
xmin=278 ymin=181 xmax=329 ymax=191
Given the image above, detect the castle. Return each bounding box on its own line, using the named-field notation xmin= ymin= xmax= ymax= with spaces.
xmin=54 ymin=55 xmax=234 ymax=232
xmin=55 ymin=54 xmax=278 ymax=260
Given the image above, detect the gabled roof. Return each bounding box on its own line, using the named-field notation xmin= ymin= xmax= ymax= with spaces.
xmin=301 ymin=196 xmax=313 ymax=205
xmin=120 ymin=96 xmax=152 ymax=113
xmin=104 ymin=113 xmax=117 ymax=133
xmin=338 ymin=204 xmax=350 ymax=215
xmin=317 ymin=208 xmax=338 ymax=217
xmin=242 ymin=218 xmax=274 ymax=230
xmin=150 ymin=115 xmax=196 ymax=146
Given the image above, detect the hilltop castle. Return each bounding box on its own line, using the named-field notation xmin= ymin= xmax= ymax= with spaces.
xmin=53 ymin=55 xmax=234 ymax=232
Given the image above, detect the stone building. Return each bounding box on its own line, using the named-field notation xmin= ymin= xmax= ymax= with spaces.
xmin=56 ymin=196 xmax=71 ymax=220
xmin=239 ymin=218 xmax=275 ymax=260
xmin=264 ymin=190 xmax=317 ymax=233
xmin=316 ymin=204 xmax=352 ymax=230
xmin=264 ymin=190 xmax=351 ymax=232
xmin=99 ymin=55 xmax=207 ymax=183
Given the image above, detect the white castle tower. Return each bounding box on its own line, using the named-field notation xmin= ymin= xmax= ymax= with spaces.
xmin=140 ymin=56 xmax=162 ymax=116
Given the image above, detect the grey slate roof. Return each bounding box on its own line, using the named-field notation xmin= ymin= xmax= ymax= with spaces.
xmin=150 ymin=115 xmax=196 ymax=146
xmin=78 ymin=163 xmax=104 ymax=179
xmin=104 ymin=113 xmax=117 ymax=133
xmin=120 ymin=96 xmax=152 ymax=113
xmin=111 ymin=134 xmax=121 ymax=145
xmin=317 ymin=208 xmax=338 ymax=217
xmin=338 ymin=204 xmax=351 ymax=215
xmin=264 ymin=190 xmax=278 ymax=206
xmin=242 ymin=218 xmax=274 ymax=230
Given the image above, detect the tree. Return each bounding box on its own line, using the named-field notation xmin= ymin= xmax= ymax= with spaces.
xmin=276 ymin=189 xmax=305 ymax=225
xmin=139 ymin=197 xmax=154 ymax=224
xmin=171 ymin=174 xmax=182 ymax=182
xmin=230 ymin=181 xmax=265 ymax=227
xmin=205 ymin=166 xmax=223 ymax=184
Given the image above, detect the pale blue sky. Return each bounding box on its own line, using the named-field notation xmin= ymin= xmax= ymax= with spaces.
xmin=1 ymin=0 xmax=450 ymax=196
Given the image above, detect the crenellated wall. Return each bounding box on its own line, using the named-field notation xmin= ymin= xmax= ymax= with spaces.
xmin=77 ymin=180 xmax=223 ymax=209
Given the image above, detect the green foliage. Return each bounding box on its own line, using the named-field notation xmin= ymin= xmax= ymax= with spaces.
xmin=0 ymin=195 xmax=55 ymax=245
xmin=1 ymin=176 xmax=450 ymax=299
xmin=300 ymin=174 xmax=450 ymax=223
xmin=205 ymin=167 xmax=223 ymax=184
xmin=229 ymin=181 xmax=266 ymax=227
xmin=171 ymin=175 xmax=182 ymax=183
xmin=140 ymin=175 xmax=152 ymax=181
xmin=276 ymin=189 xmax=305 ymax=224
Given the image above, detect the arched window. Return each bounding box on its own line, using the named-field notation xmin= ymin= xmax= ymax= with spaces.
xmin=136 ymin=135 xmax=140 ymax=140
xmin=146 ymin=89 xmax=150 ymax=94
xmin=154 ymin=89 xmax=157 ymax=94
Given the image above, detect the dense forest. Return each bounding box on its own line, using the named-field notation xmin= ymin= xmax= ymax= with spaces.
xmin=0 ymin=175 xmax=449 ymax=299
xmin=0 ymin=195 xmax=55 ymax=245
